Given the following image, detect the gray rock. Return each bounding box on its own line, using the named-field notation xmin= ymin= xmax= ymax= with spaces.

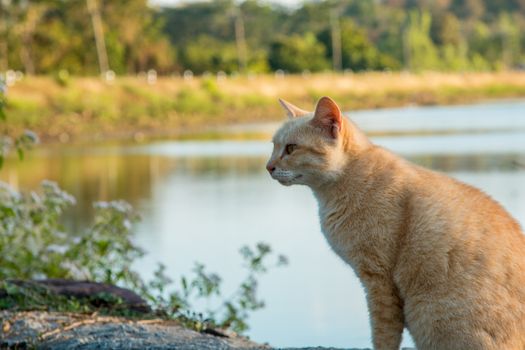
xmin=277 ymin=348 xmax=371 ymax=350
xmin=1 ymin=311 xmax=267 ymax=350
xmin=276 ymin=348 xmax=415 ymax=350
xmin=0 ymin=310 xmax=416 ymax=350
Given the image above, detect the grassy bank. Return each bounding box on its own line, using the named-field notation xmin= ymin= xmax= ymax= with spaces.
xmin=6 ymin=72 xmax=525 ymax=142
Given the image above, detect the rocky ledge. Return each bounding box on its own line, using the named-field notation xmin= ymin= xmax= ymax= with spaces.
xmin=1 ymin=310 xmax=269 ymax=349
xmin=0 ymin=310 xmax=416 ymax=350
xmin=0 ymin=279 xmax=410 ymax=350
xmin=1 ymin=279 xmax=268 ymax=349
xmin=1 ymin=310 xmax=383 ymax=350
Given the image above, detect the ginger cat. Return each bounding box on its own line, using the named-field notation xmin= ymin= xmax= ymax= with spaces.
xmin=266 ymin=96 xmax=525 ymax=350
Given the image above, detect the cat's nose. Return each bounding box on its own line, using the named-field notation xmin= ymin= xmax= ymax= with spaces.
xmin=266 ymin=163 xmax=275 ymax=174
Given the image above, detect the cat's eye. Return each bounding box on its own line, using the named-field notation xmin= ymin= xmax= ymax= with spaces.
xmin=285 ymin=144 xmax=297 ymax=155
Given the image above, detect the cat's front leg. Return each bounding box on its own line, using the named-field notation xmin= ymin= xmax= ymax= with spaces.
xmin=364 ymin=277 xmax=404 ymax=350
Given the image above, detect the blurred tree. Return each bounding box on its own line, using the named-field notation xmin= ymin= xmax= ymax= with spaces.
xmin=13 ymin=3 xmax=48 ymax=75
xmin=98 ymin=0 xmax=175 ymax=74
xmin=179 ymin=35 xmax=239 ymax=74
xmin=319 ymin=19 xmax=400 ymax=71
xmin=450 ymin=0 xmax=485 ymax=20
xmin=163 ymin=0 xmax=279 ymax=73
xmin=1 ymin=0 xmax=525 ymax=75
xmin=467 ymin=21 xmax=499 ymax=69
xmin=32 ymin=1 xmax=95 ymax=75
xmin=431 ymin=12 xmax=471 ymax=71
xmin=283 ymin=1 xmax=332 ymax=36
xmin=432 ymin=13 xmax=461 ymax=46
xmin=87 ymin=0 xmax=110 ymax=75
xmin=405 ymin=10 xmax=440 ymax=70
xmin=239 ymin=0 xmax=287 ymax=48
xmin=3 ymin=0 xmax=174 ymax=75
xmin=268 ymin=33 xmax=330 ymax=72
xmin=497 ymin=13 xmax=521 ymax=69
xmin=162 ymin=0 xmax=235 ymax=47
xmin=372 ymin=5 xmax=406 ymax=67
xmin=441 ymin=42 xmax=471 ymax=71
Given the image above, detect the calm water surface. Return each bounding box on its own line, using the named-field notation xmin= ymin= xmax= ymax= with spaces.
xmin=2 ymin=100 xmax=525 ymax=348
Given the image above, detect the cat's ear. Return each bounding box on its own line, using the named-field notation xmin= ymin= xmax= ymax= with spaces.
xmin=311 ymin=96 xmax=342 ymax=139
xmin=278 ymin=98 xmax=310 ymax=119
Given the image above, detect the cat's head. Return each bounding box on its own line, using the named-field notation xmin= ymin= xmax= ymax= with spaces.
xmin=266 ymin=96 xmax=370 ymax=188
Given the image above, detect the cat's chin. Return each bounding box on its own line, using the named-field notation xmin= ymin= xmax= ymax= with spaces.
xmin=277 ymin=175 xmax=303 ymax=186
xmin=278 ymin=180 xmax=294 ymax=186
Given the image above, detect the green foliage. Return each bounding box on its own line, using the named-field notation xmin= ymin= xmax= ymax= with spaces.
xmin=497 ymin=13 xmax=522 ymax=69
xmin=3 ymin=0 xmax=525 ymax=74
xmin=269 ymin=33 xmax=330 ymax=73
xmin=178 ymin=35 xmax=269 ymax=74
xmin=0 ymin=89 xmax=6 ymax=121
xmin=319 ymin=19 xmax=400 ymax=71
xmin=405 ymin=11 xmax=441 ymax=71
xmin=3 ymin=0 xmax=174 ymax=75
xmin=441 ymin=43 xmax=471 ymax=71
xmin=180 ymin=35 xmax=239 ymax=74
xmin=0 ymin=280 xmax=141 ymax=317
xmin=141 ymin=243 xmax=287 ymax=333
xmin=431 ymin=13 xmax=462 ymax=47
xmin=0 ymin=181 xmax=76 ymax=279
xmin=0 ymin=281 xmax=83 ymax=312
xmin=162 ymin=0 xmax=525 ymax=73
xmin=0 ymin=84 xmax=39 ymax=168
xmin=0 ymin=180 xmax=287 ymax=333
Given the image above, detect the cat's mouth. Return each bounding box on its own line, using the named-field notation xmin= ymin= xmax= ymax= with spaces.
xmin=277 ymin=174 xmax=303 ymax=186
xmin=271 ymin=169 xmax=303 ymax=185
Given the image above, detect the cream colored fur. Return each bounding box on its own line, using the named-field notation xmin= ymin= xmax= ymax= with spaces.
xmin=267 ymin=97 xmax=525 ymax=350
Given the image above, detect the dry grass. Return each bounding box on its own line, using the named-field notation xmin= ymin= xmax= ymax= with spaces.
xmin=6 ymin=71 xmax=525 ymax=142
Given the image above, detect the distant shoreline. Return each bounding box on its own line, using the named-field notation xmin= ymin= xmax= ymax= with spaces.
xmin=6 ymin=72 xmax=525 ymax=143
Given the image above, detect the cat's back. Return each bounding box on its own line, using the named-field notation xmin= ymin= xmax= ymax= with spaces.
xmin=406 ymin=161 xmax=524 ymax=249
xmin=400 ymin=158 xmax=525 ymax=283
xmin=351 ymin=145 xmax=524 ymax=251
xmin=396 ymin=159 xmax=525 ymax=349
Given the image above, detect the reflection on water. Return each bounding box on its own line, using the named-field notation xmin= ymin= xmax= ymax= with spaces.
xmin=1 ymin=100 xmax=525 ymax=348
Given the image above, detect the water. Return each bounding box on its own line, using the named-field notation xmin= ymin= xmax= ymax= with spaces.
xmin=2 ymin=100 xmax=525 ymax=348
